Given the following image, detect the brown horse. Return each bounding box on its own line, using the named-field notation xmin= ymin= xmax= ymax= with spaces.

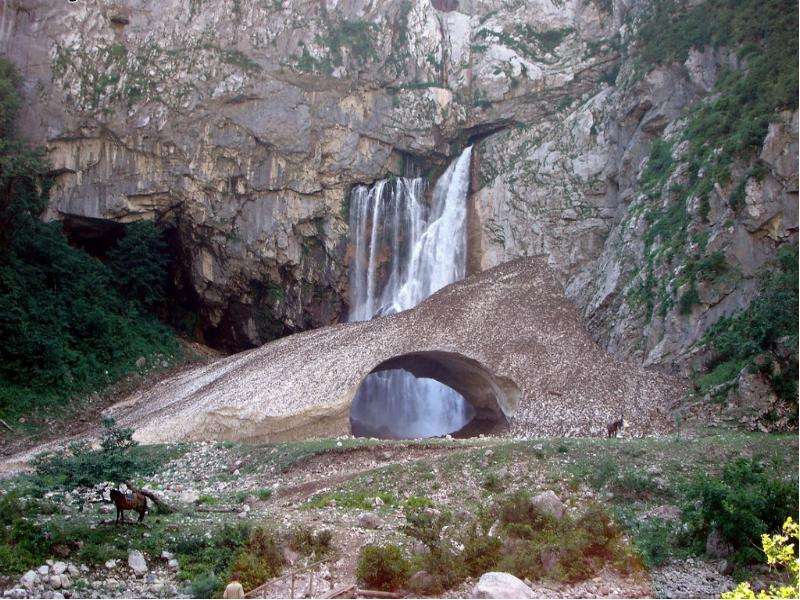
xmin=109 ymin=489 xmax=148 ymax=524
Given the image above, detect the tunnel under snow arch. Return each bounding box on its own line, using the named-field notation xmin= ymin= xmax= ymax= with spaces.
xmin=349 ymin=350 xmax=520 ymax=439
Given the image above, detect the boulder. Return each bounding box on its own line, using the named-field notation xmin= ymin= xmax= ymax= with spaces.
xmin=127 ymin=550 xmax=148 ymax=575
xmin=473 ymin=572 xmax=536 ymax=599
xmin=531 ymin=490 xmax=565 ymax=520
xmin=706 ymin=529 xmax=733 ymax=559
xmin=357 ymin=512 xmax=384 ymax=530
xmin=51 ymin=562 xmax=66 ymax=576
xmin=408 ymin=570 xmax=438 ymax=594
xmin=19 ymin=571 xmax=38 ymax=589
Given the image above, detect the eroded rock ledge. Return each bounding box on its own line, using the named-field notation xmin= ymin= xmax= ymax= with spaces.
xmin=113 ymin=257 xmax=683 ymax=442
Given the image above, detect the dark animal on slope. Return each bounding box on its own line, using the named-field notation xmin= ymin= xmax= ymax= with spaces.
xmin=607 ymin=415 xmax=629 ymax=438
xmin=109 ymin=489 xmax=148 ymax=524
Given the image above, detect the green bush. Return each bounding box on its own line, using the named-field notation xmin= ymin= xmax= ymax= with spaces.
xmin=0 ymin=491 xmax=51 ymax=574
xmin=287 ymin=525 xmax=332 ymax=558
xmin=684 ymin=457 xmax=799 ymax=564
xmin=229 ymin=550 xmax=275 ymax=593
xmin=698 ymin=246 xmax=798 ymax=409
xmin=460 ymin=525 xmax=502 ymax=576
xmin=28 ymin=418 xmax=178 ymax=489
xmin=189 ymin=572 xmax=222 ymax=599
xmin=356 ymin=544 xmax=411 ymax=591
xmin=627 ymin=518 xmax=685 ymax=568
xmin=0 ymin=58 xmax=180 ymax=422
xmin=490 ymin=494 xmax=637 ymax=584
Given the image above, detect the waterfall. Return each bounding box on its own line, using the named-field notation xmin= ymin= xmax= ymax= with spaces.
xmin=348 ymin=147 xmax=475 ymax=438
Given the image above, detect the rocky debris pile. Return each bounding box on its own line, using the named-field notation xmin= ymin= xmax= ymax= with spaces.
xmin=2 ymin=552 xmax=184 ymax=599
xmin=115 ymin=259 xmax=681 ymax=444
xmin=650 ymin=558 xmax=736 ymax=598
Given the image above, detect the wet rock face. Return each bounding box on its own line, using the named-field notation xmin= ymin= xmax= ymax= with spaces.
xmin=6 ymin=0 xmax=795 ymax=370
xmin=6 ymin=0 xmax=618 ymax=349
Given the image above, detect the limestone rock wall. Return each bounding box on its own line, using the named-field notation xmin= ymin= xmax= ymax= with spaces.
xmin=2 ymin=0 xmax=796 ymax=381
xmin=2 ymin=0 xmax=618 ymax=348
xmin=470 ymin=4 xmax=798 ymax=377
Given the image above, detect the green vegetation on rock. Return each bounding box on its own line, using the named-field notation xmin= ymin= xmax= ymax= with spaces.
xmin=0 ymin=58 xmax=180 ymax=423
xmin=627 ymin=0 xmax=797 ymax=333
xmin=696 ymin=246 xmax=798 ymax=408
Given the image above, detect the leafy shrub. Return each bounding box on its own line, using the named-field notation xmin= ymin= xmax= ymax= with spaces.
xmin=625 ymin=517 xmax=687 ymax=568
xmin=106 ymin=221 xmax=170 ymax=311
xmin=287 ymin=525 xmax=332 ymax=558
xmin=498 ymin=490 xmax=558 ymax=532
xmin=356 ymin=544 xmax=411 ymax=591
xmin=0 ymin=491 xmax=50 ymax=574
xmin=722 ymin=517 xmax=799 ymax=599
xmin=698 ymin=246 xmax=798 ymax=409
xmin=402 ymin=504 xmax=452 ymax=550
xmin=483 ymin=473 xmax=504 ymax=493
xmin=28 ymin=418 xmax=177 ymax=489
xmin=226 ymin=525 xmax=287 ymax=592
xmin=460 ymin=525 xmax=502 ymax=576
xmin=492 ymin=495 xmax=637 ymax=584
xmin=189 ymin=572 xmax=222 ymax=599
xmin=684 ymin=457 xmax=799 ymax=564
xmin=609 ymin=469 xmax=660 ymax=501
xmin=175 ymin=522 xmax=260 ymax=594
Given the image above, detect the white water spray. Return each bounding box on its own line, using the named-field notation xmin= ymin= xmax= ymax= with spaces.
xmin=348 ymin=147 xmax=475 ymax=438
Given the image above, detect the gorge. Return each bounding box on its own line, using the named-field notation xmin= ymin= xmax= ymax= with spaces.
xmin=0 ymin=2 xmax=797 ymax=599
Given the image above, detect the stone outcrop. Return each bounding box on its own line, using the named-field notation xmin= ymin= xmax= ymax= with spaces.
xmin=1 ymin=0 xmax=795 ymax=393
xmin=2 ymin=0 xmax=618 ymax=349
xmin=111 ymin=258 xmax=682 ymax=442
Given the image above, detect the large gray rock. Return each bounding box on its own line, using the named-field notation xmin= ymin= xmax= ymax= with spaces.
xmin=127 ymin=550 xmax=148 ymax=576
xmin=473 ymin=572 xmax=536 ymax=599
xmin=531 ymin=490 xmax=566 ymax=520
xmin=19 ymin=571 xmax=38 ymax=590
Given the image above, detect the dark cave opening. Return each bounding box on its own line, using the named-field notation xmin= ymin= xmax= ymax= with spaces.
xmin=60 ymin=215 xmax=204 ymax=341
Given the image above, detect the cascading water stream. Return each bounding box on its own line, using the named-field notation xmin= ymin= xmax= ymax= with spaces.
xmin=348 ymin=147 xmax=475 ymax=438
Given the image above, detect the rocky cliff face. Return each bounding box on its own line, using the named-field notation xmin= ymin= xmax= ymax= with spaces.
xmin=2 ymin=0 xmax=797 ymax=382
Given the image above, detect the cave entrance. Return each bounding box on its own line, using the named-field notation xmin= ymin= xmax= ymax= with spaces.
xmin=350 ymin=351 xmax=519 ymax=439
